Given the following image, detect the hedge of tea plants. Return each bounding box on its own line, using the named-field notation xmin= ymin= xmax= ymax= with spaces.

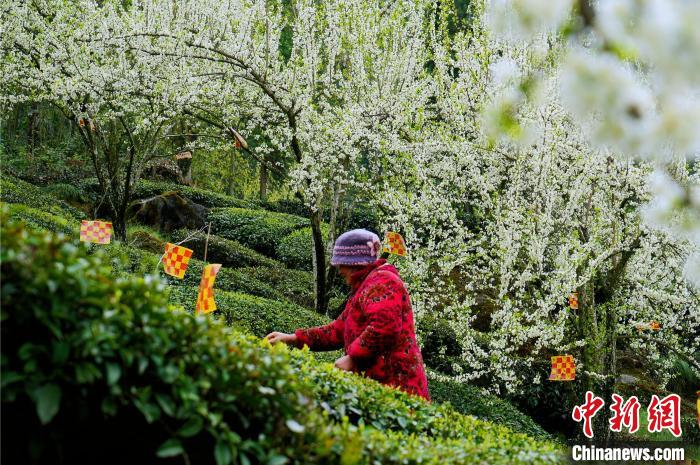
xmin=1 ymin=214 xmax=564 ymax=465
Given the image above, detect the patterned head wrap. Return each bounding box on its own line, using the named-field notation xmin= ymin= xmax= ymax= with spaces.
xmin=330 ymin=229 xmax=381 ymax=266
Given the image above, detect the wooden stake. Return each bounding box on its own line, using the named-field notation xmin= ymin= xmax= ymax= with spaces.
xmin=203 ymin=222 xmax=212 ymax=263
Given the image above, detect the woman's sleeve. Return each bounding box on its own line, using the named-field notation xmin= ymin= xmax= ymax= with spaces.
xmin=294 ymin=317 xmax=346 ymax=351
xmin=346 ymin=275 xmax=404 ymax=359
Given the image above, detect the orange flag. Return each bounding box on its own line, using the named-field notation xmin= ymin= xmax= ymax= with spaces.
xmin=162 ymin=243 xmax=193 ymax=279
xmin=383 ymin=231 xmax=407 ymax=256
xmin=568 ymin=292 xmax=579 ymax=310
xmin=196 ymin=264 xmax=222 ymax=314
xmin=549 ymin=355 xmax=575 ymax=381
xmin=635 ymin=321 xmax=661 ymax=331
xmin=80 ymin=220 xmax=113 ymax=244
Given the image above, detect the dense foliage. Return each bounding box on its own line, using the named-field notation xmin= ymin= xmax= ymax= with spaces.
xmin=2 ymin=0 xmax=698 ymax=449
xmin=1 ymin=175 xmax=85 ymax=220
xmin=1 ymin=215 xmax=563 ymax=464
xmin=169 ymin=229 xmax=280 ymax=269
xmin=276 ymin=226 xmax=329 ymax=271
xmin=209 ymin=208 xmax=309 ymax=256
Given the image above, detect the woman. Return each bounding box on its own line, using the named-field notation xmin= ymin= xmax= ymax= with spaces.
xmin=266 ymin=229 xmax=430 ymax=400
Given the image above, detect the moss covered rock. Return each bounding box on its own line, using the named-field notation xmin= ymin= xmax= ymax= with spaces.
xmin=128 ymin=192 xmax=208 ymax=233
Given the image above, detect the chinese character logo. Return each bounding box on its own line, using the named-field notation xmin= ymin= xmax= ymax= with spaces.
xmin=572 ymin=391 xmax=605 ymax=438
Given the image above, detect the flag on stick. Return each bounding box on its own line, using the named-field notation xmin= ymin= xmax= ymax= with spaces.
xmin=383 ymin=231 xmax=407 ymax=256
xmin=196 ymin=264 xmax=222 ymax=314
xmin=162 ymin=243 xmax=193 ymax=279
xmin=549 ymin=355 xmax=576 ymax=381
xmin=80 ymin=220 xmax=113 ymax=244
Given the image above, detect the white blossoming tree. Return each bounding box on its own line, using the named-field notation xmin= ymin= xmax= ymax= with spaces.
xmin=369 ymin=2 xmax=698 ymax=441
xmin=121 ymin=0 xmax=433 ymax=312
xmin=1 ymin=0 xmax=202 ymax=239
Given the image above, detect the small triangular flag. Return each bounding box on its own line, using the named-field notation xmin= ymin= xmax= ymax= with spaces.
xmin=383 ymin=231 xmax=407 ymax=256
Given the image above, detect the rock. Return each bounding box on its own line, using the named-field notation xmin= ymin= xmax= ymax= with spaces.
xmin=616 ymin=374 xmax=639 ymax=386
xmin=127 ymin=192 xmax=208 ymax=233
xmin=143 ymin=158 xmax=181 ymax=183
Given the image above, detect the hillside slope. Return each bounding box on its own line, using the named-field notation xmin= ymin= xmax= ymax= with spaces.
xmin=1 ymin=215 xmax=564 ymax=464
xmin=0 ymin=175 xmax=554 ymax=445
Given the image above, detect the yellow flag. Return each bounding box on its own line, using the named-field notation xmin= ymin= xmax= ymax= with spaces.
xmin=383 ymin=231 xmax=407 ymax=256
xmin=80 ymin=220 xmax=113 ymax=244
xmin=162 ymin=243 xmax=193 ymax=279
xmin=549 ymin=355 xmax=575 ymax=381
xmin=196 ymin=264 xmax=222 ymax=314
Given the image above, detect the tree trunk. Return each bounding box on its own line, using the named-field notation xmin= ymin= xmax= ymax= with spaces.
xmin=227 ymin=150 xmax=236 ymax=196
xmin=111 ymin=212 xmax=128 ymax=242
xmin=27 ymin=103 xmax=39 ymax=162
xmin=259 ymin=163 xmax=268 ymax=201
xmin=577 ymin=281 xmax=608 ymax=442
xmin=310 ymin=208 xmax=327 ymax=314
xmin=176 ymin=151 xmax=193 ymax=185
xmin=324 ymin=174 xmax=346 ymax=315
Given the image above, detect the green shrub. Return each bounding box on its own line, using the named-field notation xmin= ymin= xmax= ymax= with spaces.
xmin=0 ymin=215 xmax=313 ymax=465
xmin=1 ymin=176 xmax=85 ymax=219
xmin=276 ymin=226 xmax=329 ymax=271
xmin=1 ymin=216 xmax=564 ymax=464
xmin=127 ymin=225 xmax=167 ymax=254
xmin=209 ymin=207 xmax=309 ymax=256
xmin=98 ymin=243 xmax=289 ymax=303
xmin=261 ymin=198 xmax=310 ymax=218
xmin=134 ymin=180 xmax=254 ymax=209
xmin=169 ymin=229 xmax=279 ymax=269
xmin=417 ymin=315 xmax=463 ymax=375
xmin=4 ymin=203 xmax=76 ymax=235
xmin=428 ymin=375 xmax=553 ymax=440
xmin=168 ymin=286 xmax=327 ymax=337
xmin=42 ymin=182 xmax=89 ymax=204
xmin=100 ymin=241 xmax=162 ymax=277
xmin=170 ymin=260 xmax=284 ymax=302
xmin=239 ymin=266 xmax=315 ymax=309
xmin=286 ymin=349 xmax=564 ymax=464
xmin=79 ymin=178 xmax=254 ymax=209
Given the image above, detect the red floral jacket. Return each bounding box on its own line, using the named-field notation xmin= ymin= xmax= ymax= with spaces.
xmin=295 ymin=260 xmax=430 ymax=400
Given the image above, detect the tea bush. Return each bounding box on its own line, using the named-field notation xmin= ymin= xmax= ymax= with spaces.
xmin=276 ymin=226 xmax=329 ymax=271
xmin=428 ymin=375 xmax=552 ymax=440
xmin=209 ymin=207 xmax=309 ymax=256
xmin=99 ymin=239 xmax=315 ymax=309
xmin=168 ymin=286 xmax=327 ymax=337
xmin=1 ymin=217 xmax=564 ymax=465
xmin=133 ymin=180 xmax=255 ymax=209
xmin=1 ymin=176 xmax=84 ymax=219
xmin=127 ymin=225 xmax=167 ymax=254
xmin=238 ymin=266 xmax=315 ymax=309
xmin=0 ymin=215 xmax=309 ymax=465
xmin=4 ymin=203 xmax=76 ymax=235
xmin=99 ymin=244 xmax=286 ymax=303
xmin=169 ymin=229 xmax=279 ymax=268
xmin=79 ymin=178 xmax=254 ymax=209
xmin=42 ymin=182 xmax=89 ymax=204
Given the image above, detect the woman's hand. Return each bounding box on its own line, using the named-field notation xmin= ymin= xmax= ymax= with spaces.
xmin=265 ymin=332 xmax=297 ymax=346
xmin=334 ymin=355 xmax=355 ymax=372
